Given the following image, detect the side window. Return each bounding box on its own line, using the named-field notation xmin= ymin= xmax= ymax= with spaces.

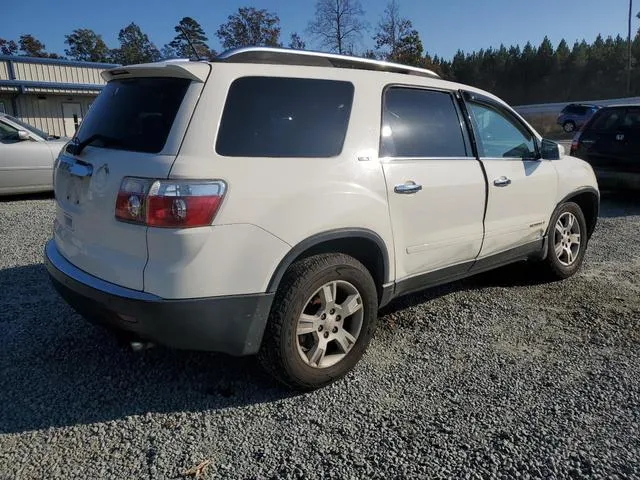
xmin=468 ymin=102 xmax=537 ymax=159
xmin=590 ymin=109 xmax=623 ymax=131
xmin=380 ymin=87 xmax=467 ymax=158
xmin=0 ymin=102 xmax=5 ymax=114
xmin=216 ymin=77 xmax=354 ymax=158
xmin=621 ymin=108 xmax=640 ymax=131
xmin=0 ymin=120 xmax=19 ymax=144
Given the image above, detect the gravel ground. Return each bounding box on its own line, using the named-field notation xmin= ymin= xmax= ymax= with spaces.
xmin=0 ymin=193 xmax=639 ymax=479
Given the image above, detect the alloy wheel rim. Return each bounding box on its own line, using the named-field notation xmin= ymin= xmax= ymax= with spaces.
xmin=295 ymin=280 xmax=364 ymax=369
xmin=554 ymin=212 xmax=581 ymax=266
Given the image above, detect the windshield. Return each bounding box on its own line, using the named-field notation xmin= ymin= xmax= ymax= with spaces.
xmin=75 ymin=77 xmax=191 ymax=154
xmin=5 ymin=115 xmax=51 ymax=139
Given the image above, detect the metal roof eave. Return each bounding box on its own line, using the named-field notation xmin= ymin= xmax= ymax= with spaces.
xmin=0 ymin=55 xmax=119 ymax=69
xmin=0 ymin=79 xmax=105 ymax=94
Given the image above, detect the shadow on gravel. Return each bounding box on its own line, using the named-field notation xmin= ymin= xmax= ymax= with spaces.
xmin=598 ymin=191 xmax=640 ymax=218
xmin=0 ymin=192 xmax=54 ymax=203
xmin=0 ymin=264 xmax=296 ymax=434
xmin=379 ymin=262 xmax=549 ymax=317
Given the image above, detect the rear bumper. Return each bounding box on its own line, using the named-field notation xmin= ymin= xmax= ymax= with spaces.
xmin=44 ymin=240 xmax=274 ymax=355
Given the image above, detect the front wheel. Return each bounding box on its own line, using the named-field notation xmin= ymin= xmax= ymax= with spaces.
xmin=258 ymin=253 xmax=378 ymax=390
xmin=541 ymin=202 xmax=588 ymax=279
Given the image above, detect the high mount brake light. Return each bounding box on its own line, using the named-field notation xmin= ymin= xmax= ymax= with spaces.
xmin=115 ymin=178 xmax=226 ymax=228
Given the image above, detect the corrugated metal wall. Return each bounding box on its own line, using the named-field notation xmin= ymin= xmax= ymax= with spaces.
xmin=0 ymin=58 xmax=112 ymax=136
xmin=15 ymin=95 xmax=95 ymax=137
xmin=0 ymin=94 xmax=14 ymax=114
xmin=0 ymin=61 xmax=9 ymax=81
xmin=12 ymin=62 xmax=106 ymax=85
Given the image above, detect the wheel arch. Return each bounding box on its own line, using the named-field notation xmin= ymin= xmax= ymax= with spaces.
xmin=267 ymin=229 xmax=390 ymax=301
xmin=556 ymin=187 xmax=599 ymax=239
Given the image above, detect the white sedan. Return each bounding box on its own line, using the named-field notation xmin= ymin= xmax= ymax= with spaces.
xmin=0 ymin=113 xmax=68 ymax=195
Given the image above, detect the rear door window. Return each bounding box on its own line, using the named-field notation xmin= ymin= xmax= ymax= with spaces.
xmin=216 ymin=77 xmax=354 ymax=158
xmin=75 ymin=77 xmax=191 ymax=154
xmin=380 ymin=87 xmax=468 ymax=158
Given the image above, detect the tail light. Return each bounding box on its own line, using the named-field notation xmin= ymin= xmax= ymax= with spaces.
xmin=570 ymin=131 xmax=582 ymax=156
xmin=115 ymin=177 xmax=226 ymax=228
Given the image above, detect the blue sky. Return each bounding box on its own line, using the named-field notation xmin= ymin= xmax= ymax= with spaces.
xmin=2 ymin=0 xmax=635 ymax=60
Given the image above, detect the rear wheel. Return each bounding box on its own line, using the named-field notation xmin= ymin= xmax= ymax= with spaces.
xmin=541 ymin=202 xmax=587 ymax=279
xmin=258 ymin=253 xmax=378 ymax=390
xmin=563 ymin=121 xmax=576 ymax=133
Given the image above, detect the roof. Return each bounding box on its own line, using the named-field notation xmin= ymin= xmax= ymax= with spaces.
xmin=597 ymin=103 xmax=640 ymax=109
xmin=215 ymin=47 xmax=440 ymax=79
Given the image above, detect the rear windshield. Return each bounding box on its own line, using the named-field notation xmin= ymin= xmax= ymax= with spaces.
xmin=216 ymin=77 xmax=354 ymax=158
xmin=75 ymin=77 xmax=190 ymax=154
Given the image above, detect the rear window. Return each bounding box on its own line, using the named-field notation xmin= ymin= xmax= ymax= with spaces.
xmin=75 ymin=77 xmax=190 ymax=154
xmin=381 ymin=87 xmax=467 ymax=158
xmin=216 ymin=77 xmax=354 ymax=157
xmin=621 ymin=108 xmax=640 ymax=130
xmin=589 ymin=108 xmax=624 ymax=131
xmin=563 ymin=105 xmax=587 ymax=115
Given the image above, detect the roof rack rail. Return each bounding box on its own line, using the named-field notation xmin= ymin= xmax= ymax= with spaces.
xmin=215 ymin=47 xmax=440 ymax=79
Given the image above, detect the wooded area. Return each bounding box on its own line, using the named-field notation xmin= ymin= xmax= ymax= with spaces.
xmin=1 ymin=0 xmax=639 ymax=105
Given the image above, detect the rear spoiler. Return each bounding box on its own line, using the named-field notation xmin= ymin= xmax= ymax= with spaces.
xmin=101 ymin=61 xmax=211 ymax=83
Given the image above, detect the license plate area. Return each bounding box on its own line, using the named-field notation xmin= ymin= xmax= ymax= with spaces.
xmin=55 ymin=155 xmax=91 ymax=208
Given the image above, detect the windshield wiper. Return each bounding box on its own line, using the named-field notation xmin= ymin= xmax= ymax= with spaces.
xmin=66 ymin=134 xmax=123 ymax=155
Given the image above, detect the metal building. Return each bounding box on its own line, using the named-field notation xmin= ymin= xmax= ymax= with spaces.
xmin=0 ymin=55 xmax=118 ymax=138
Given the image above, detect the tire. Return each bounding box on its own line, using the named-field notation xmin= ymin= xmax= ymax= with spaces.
xmin=563 ymin=121 xmax=576 ymax=133
xmin=258 ymin=253 xmax=379 ymax=390
xmin=541 ymin=202 xmax=588 ymax=279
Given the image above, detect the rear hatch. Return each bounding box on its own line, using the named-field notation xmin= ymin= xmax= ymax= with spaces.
xmin=53 ymin=62 xmax=211 ymax=290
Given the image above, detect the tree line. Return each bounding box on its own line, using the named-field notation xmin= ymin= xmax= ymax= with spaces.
xmin=1 ymin=0 xmax=639 ymax=105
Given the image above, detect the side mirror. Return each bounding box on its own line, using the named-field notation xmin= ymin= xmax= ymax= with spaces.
xmin=541 ymin=138 xmax=562 ymax=160
xmin=17 ymin=130 xmax=30 ymax=141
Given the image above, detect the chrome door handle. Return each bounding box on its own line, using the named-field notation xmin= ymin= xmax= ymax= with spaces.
xmin=493 ymin=176 xmax=511 ymax=187
xmin=394 ymin=182 xmax=422 ymax=194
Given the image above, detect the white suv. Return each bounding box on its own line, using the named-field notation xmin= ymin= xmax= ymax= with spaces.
xmin=45 ymin=48 xmax=599 ymax=389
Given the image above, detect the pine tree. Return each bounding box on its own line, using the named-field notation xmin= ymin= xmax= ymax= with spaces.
xmin=167 ymin=17 xmax=213 ymax=59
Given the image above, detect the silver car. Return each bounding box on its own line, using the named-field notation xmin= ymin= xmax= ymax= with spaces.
xmin=0 ymin=113 xmax=68 ymax=195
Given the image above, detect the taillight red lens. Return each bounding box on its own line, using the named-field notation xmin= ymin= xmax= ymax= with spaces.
xmin=115 ymin=177 xmax=154 ymax=224
xmin=115 ymin=178 xmax=226 ymax=228
xmin=146 ymin=195 xmax=223 ymax=227
xmin=570 ymin=132 xmax=581 ymax=156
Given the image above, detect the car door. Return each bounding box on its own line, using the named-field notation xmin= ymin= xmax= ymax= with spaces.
xmin=462 ymin=92 xmax=557 ymax=260
xmin=0 ymin=119 xmax=54 ymax=193
xmin=380 ymin=86 xmax=486 ymax=292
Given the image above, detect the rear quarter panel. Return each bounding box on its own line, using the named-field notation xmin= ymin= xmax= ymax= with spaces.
xmin=162 ymin=64 xmax=395 ymax=295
